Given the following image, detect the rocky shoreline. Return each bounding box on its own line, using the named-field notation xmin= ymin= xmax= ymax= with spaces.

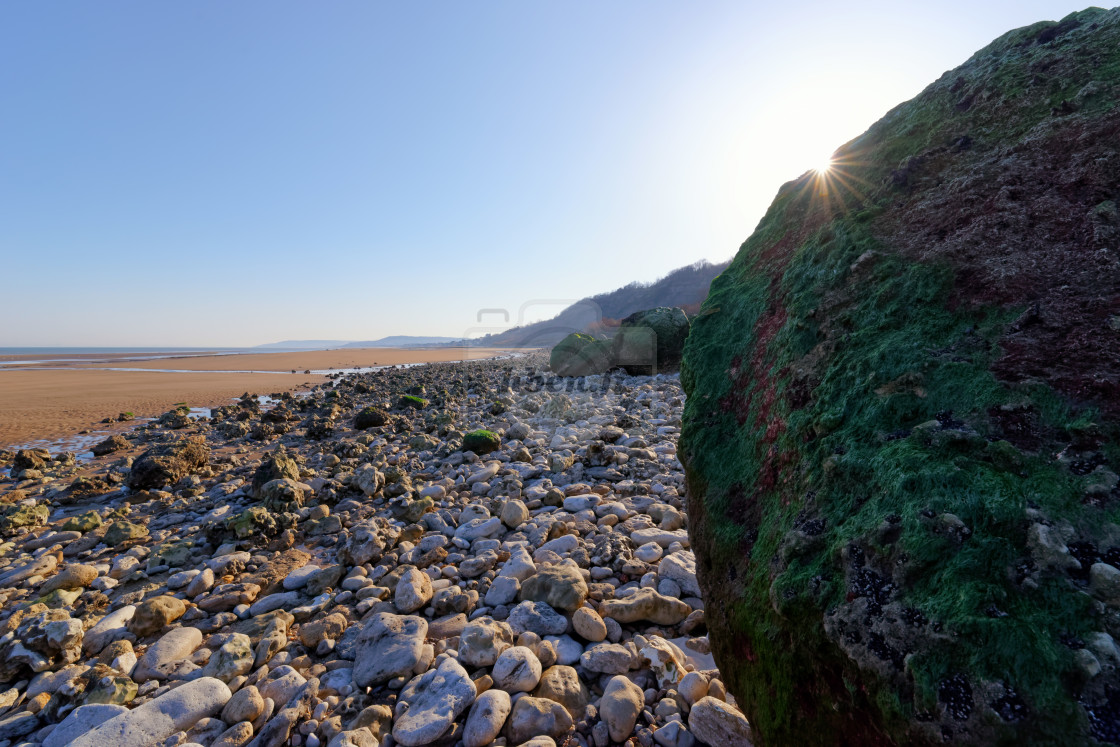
xmin=0 ymin=353 xmax=751 ymax=747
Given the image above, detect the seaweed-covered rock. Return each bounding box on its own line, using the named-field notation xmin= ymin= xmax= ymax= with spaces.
xmin=225 ymin=507 xmax=293 ymax=540
xmin=259 ymin=478 xmax=309 ymax=513
xmin=463 ymin=430 xmax=501 ymax=455
xmin=354 ymin=406 xmax=389 ymax=430
xmin=62 ymin=511 xmax=103 ymax=533
xmin=549 ymin=333 xmax=613 ymax=377
xmin=681 ymin=10 xmax=1120 ymax=746
xmin=67 ymin=476 xmax=113 ymax=500
xmin=12 ymin=449 xmax=50 ymax=473
xmin=305 ymin=415 xmax=335 ymax=440
xmin=398 ymin=395 xmax=429 ymax=410
xmin=613 ymin=307 xmax=690 ymax=375
xmin=250 ymin=449 xmax=301 ymax=497
xmin=148 ymin=540 xmax=193 ymax=570
xmin=157 ymin=405 xmax=192 ymax=429
xmin=127 ymin=438 xmax=210 ymax=490
xmin=0 ymin=504 xmax=49 ymax=536
xmin=91 ymin=435 xmax=131 ymax=457
xmin=104 ymin=521 xmax=148 ymax=546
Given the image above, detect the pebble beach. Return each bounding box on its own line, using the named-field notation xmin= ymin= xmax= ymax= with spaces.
xmin=0 ymin=352 xmax=752 ymax=747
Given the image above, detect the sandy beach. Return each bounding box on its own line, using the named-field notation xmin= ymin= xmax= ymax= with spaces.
xmin=0 ymin=347 xmax=510 ymax=449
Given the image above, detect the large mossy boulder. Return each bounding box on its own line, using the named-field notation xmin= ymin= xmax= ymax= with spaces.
xmin=613 ymin=307 xmax=690 ymax=375
xmin=681 ymin=10 xmax=1120 ymax=746
xmin=549 ymin=308 xmax=691 ymax=377
xmin=549 ymin=333 xmax=613 ymax=376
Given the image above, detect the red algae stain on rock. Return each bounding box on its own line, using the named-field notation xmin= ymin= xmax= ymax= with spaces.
xmin=682 ymin=8 xmax=1120 ymax=747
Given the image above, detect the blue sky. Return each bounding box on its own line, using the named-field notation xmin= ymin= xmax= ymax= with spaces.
xmin=0 ymin=1 xmax=1101 ymax=346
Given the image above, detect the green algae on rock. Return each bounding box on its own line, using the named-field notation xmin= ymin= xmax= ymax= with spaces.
xmin=550 ymin=307 xmax=692 ymax=377
xmin=550 ymin=333 xmax=614 ymax=377
xmin=250 ymin=449 xmax=301 ymax=498
xmin=398 ymin=395 xmax=429 ymax=410
xmin=680 ymin=9 xmax=1120 ymax=746
xmin=103 ymin=520 xmax=148 ymax=546
xmin=614 ymin=307 xmax=690 ymax=375
xmin=127 ymin=437 xmax=210 ymax=491
xmin=463 ymin=429 xmax=502 ymax=455
xmin=0 ymin=504 xmax=49 ymax=536
xmin=355 ymin=406 xmax=390 ymax=430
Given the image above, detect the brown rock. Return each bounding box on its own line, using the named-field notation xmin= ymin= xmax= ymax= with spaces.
xmin=298 ymin=613 xmax=348 ymax=648
xmin=221 ymin=684 xmax=265 ymax=724
xmin=198 ymin=583 xmax=260 ymax=613
xmin=241 ymin=549 xmax=311 ymax=596
xmin=40 ymin=564 xmax=99 ymax=595
xmin=533 ymin=665 xmax=590 ymax=718
xmin=505 ymin=696 xmax=573 ymax=744
xmin=127 ymin=596 xmax=187 ymax=637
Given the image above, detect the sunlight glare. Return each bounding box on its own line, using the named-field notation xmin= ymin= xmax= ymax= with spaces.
xmin=814 ymin=155 xmax=834 ymax=174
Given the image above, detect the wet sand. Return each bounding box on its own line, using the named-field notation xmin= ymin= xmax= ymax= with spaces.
xmin=81 ymin=347 xmax=509 ymax=372
xmin=0 ymin=347 xmax=511 ymax=449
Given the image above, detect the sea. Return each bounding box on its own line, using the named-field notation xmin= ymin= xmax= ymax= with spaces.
xmin=0 ymin=347 xmax=243 ymax=355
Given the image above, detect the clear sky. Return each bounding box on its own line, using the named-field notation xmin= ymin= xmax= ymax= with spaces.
xmin=0 ymin=1 xmax=1102 ymax=346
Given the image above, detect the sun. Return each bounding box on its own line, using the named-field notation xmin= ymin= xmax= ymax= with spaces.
xmin=814 ymin=155 xmax=834 ymax=174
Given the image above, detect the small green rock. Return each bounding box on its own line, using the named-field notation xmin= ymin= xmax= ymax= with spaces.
xmin=148 ymin=539 xmax=193 ymax=570
xmin=104 ymin=520 xmax=148 ymax=545
xmin=398 ymin=395 xmax=429 ymax=410
xmin=259 ymin=478 xmax=309 ymax=513
xmin=250 ymin=449 xmax=301 ymax=498
xmin=228 ymin=506 xmax=279 ymax=539
xmin=463 ymin=430 xmax=501 ymax=455
xmin=201 ymin=633 xmax=254 ymax=682
xmin=62 ymin=510 xmax=103 ymax=533
xmin=0 ymin=504 xmax=49 ymax=535
xmin=83 ymin=674 xmax=137 ymax=705
xmin=37 ymin=587 xmax=82 ymax=609
xmin=304 ymin=515 xmax=343 ymax=536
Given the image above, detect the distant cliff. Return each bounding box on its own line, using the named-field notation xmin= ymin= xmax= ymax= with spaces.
xmin=473 ymin=259 xmax=729 ymax=348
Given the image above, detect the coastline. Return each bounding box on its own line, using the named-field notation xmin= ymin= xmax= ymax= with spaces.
xmin=0 ymin=346 xmax=514 ymax=451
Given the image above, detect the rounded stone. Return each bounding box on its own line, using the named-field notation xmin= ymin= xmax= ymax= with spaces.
xmin=688 ymin=696 xmax=753 ymax=746
xmin=463 ymin=688 xmax=512 ymax=747
xmin=395 ymin=568 xmax=434 ymax=614
xmin=127 ymin=596 xmax=187 ymax=638
xmin=519 ymin=565 xmax=589 ymax=614
xmin=459 ymin=617 xmax=515 ymax=668
xmin=505 ymin=696 xmax=573 ymax=744
xmin=221 ymin=684 xmax=265 ymax=725
xmin=392 ymin=657 xmax=477 ymax=746
xmin=532 ymin=665 xmax=590 ymax=719
xmin=599 ymin=675 xmax=644 ymax=743
xmin=492 ymin=646 xmax=542 ymax=693
xmin=678 ymin=671 xmax=709 ymax=706
xmin=571 ymin=607 xmax=607 ymax=642
xmin=500 ymin=500 xmax=530 ymax=529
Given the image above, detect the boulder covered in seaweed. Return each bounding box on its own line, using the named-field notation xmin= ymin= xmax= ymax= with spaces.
xmin=681 ymin=9 xmax=1120 ymax=746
